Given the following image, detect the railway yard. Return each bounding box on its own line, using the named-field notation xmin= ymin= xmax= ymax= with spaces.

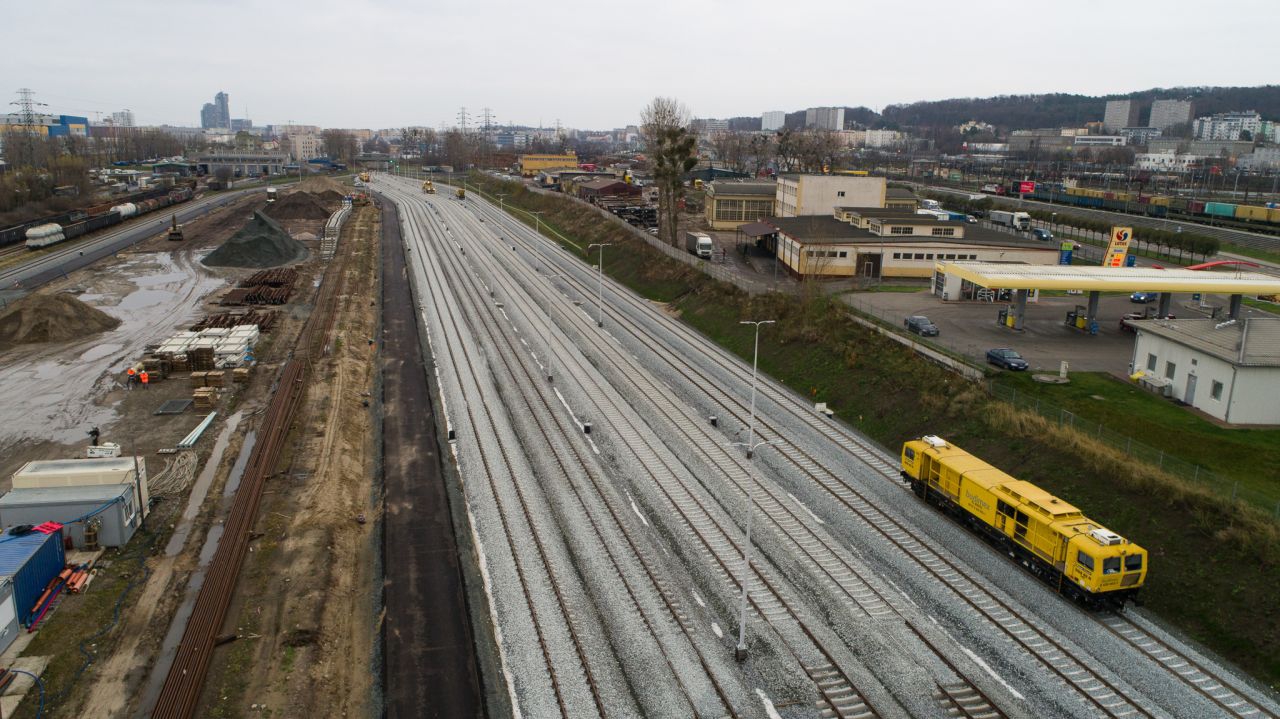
xmin=0 ymin=169 xmax=1276 ymax=718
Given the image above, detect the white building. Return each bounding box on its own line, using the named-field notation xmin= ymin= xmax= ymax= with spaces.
xmin=1074 ymin=135 xmax=1126 ymax=147
xmin=1130 ymin=318 xmax=1280 ymax=425
xmin=1103 ymin=100 xmax=1140 ymax=132
xmin=1237 ymin=147 xmax=1280 ymax=171
xmin=290 ymin=133 xmax=322 ymax=161
xmin=1134 ymin=151 xmax=1204 ymax=171
xmin=761 ymin=111 xmax=786 ymax=132
xmin=805 ymin=107 xmax=845 ymax=131
xmin=1148 ymin=99 xmax=1194 ymax=130
xmin=109 ymin=110 xmax=135 ymax=127
xmin=1194 ymin=111 xmax=1263 ymax=141
xmin=1120 ymin=127 xmax=1162 ymax=145
xmin=776 ymin=174 xmax=886 ymax=217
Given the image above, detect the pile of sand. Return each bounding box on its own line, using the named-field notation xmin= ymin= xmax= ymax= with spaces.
xmin=264 ymin=192 xmax=331 ymax=221
xmin=202 ymin=211 xmax=308 ymax=268
xmin=0 ymin=293 xmax=120 ymax=346
xmin=315 ymin=189 xmax=346 ymax=210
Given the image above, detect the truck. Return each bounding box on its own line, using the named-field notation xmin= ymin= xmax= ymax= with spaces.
xmin=684 ymin=231 xmax=714 ymax=259
xmin=266 ymin=187 xmax=278 ymax=203
xmin=989 ymin=210 xmax=1031 ymax=231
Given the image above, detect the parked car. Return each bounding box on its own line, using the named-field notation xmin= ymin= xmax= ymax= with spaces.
xmin=986 ymin=348 xmax=1029 ymax=371
xmin=1031 ymin=228 xmax=1054 ymax=242
xmin=646 ymin=227 xmax=659 ymax=235
xmin=1130 ymin=291 xmax=1158 ymax=303
xmin=965 ymin=215 xmax=978 ymax=224
xmin=904 ymin=315 xmax=939 ymax=336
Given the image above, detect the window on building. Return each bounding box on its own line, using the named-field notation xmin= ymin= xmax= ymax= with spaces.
xmin=893 ymin=252 xmax=902 ymax=259
xmin=838 ymin=251 xmax=848 ymax=258
xmin=1146 ymin=353 xmax=1157 ymax=372
xmin=837 ymin=190 xmax=846 ymax=197
xmin=913 ymin=253 xmax=925 ymax=260
xmin=890 ymin=226 xmax=914 ymax=235
xmin=926 ymin=253 xmax=934 ymax=260
xmin=1165 ymin=361 xmax=1176 ymax=380
xmin=1211 ymin=380 xmax=1224 ymax=400
xmin=931 ymin=227 xmax=956 ymax=236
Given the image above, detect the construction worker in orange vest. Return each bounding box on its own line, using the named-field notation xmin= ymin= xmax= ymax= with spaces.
xmin=140 ymin=371 xmax=150 ymax=390
xmin=126 ymin=367 xmax=137 ymax=390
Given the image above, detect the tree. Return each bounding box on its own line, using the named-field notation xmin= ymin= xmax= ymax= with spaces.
xmin=641 ymin=97 xmax=697 ymax=246
xmin=321 ymin=129 xmax=357 ymax=163
xmin=710 ymin=131 xmax=749 ymax=174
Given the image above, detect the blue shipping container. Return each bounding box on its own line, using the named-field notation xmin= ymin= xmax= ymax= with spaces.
xmin=1205 ymin=202 xmax=1237 ymax=217
xmin=0 ymin=528 xmax=66 ymax=626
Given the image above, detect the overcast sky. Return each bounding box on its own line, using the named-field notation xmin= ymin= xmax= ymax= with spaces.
xmin=5 ymin=0 xmax=1276 ymax=131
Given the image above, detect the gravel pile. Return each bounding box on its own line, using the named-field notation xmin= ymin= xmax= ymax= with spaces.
xmin=0 ymin=292 xmax=120 ymax=345
xmin=264 ymin=191 xmax=331 ymax=221
xmin=202 ymin=211 xmax=308 ymax=268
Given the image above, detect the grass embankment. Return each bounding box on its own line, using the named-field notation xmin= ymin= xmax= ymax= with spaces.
xmin=471 ymin=173 xmax=1280 ymax=687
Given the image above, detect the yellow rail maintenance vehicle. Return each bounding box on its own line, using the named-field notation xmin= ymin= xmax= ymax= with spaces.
xmin=358 ymin=172 xmax=371 ymax=183
xmin=422 ymin=180 xmax=435 ymax=194
xmin=901 ymin=436 xmax=1147 ymax=608
xmin=456 ymin=187 xmax=465 ymax=200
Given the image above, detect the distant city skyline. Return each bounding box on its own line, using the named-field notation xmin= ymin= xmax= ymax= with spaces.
xmin=3 ymin=0 xmax=1276 ymax=130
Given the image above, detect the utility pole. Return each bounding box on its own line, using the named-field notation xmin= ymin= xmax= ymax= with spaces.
xmin=9 ymin=88 xmax=49 ymax=167
xmin=457 ymin=107 xmax=470 ymax=134
xmin=587 ymin=243 xmax=612 ymax=327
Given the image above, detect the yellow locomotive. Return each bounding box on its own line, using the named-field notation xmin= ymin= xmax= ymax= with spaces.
xmin=422 ymin=180 xmax=435 ymax=194
xmin=901 ymin=436 xmax=1146 ymax=607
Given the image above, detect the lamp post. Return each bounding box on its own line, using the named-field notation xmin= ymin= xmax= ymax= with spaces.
xmin=530 ymin=210 xmax=544 ymax=236
xmin=587 ymin=243 xmax=612 ymax=327
xmin=497 ymin=193 xmax=507 ymax=212
xmin=1050 ymin=212 xmax=1056 ymax=239
xmin=731 ymin=318 xmax=775 ymax=661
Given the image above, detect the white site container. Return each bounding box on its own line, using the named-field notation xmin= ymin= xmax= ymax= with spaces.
xmin=10 ymin=457 xmax=150 ymax=517
xmin=200 ymin=328 xmax=230 ymax=338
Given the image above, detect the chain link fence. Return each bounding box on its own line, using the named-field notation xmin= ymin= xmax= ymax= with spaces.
xmin=988 ymin=382 xmax=1280 ymax=521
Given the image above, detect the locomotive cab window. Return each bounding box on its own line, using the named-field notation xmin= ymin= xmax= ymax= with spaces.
xmin=1076 ymin=551 xmax=1095 ymax=572
xmin=1103 ymin=557 xmax=1121 ymax=575
xmin=903 ymin=447 xmax=915 ymax=460
xmin=1124 ymin=554 xmax=1143 ymax=572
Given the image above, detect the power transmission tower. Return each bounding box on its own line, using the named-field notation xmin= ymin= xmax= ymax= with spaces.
xmin=457 ymin=107 xmax=470 ymax=133
xmin=9 ymin=88 xmax=49 ymax=167
xmin=481 ymin=107 xmax=493 ymax=134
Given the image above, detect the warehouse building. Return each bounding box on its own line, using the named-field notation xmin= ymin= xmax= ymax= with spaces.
xmin=1129 ymin=318 xmax=1280 ymax=425
xmin=762 ymin=214 xmax=1055 ymax=279
xmin=884 ymin=187 xmax=920 ymax=210
xmin=519 ymin=153 xmax=578 ymax=177
xmin=705 ymin=180 xmax=776 ymax=230
xmin=776 ymin=174 xmax=886 ymax=217
xmin=0 ymin=484 xmax=142 ymax=549
xmin=197 ymin=152 xmax=289 ymax=177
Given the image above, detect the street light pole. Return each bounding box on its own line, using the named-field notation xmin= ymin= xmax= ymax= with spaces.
xmin=732 ymin=318 xmax=775 ymax=661
xmin=587 ymin=243 xmax=612 ymax=327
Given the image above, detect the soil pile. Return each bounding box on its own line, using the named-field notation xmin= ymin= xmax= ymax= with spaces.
xmin=202 ymin=211 xmax=308 ymax=268
xmin=315 ymin=189 xmax=346 ymax=210
xmin=0 ymin=293 xmax=120 ymax=345
xmin=264 ymin=192 xmax=331 ymax=221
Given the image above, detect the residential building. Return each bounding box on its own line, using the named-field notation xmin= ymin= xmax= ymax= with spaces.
xmin=1120 ymin=127 xmax=1162 ymax=145
xmin=775 ymin=175 xmax=886 ymax=218
xmin=761 ymin=111 xmax=786 ymax=132
xmin=761 ymin=215 xmax=1056 ymax=279
xmin=230 ymin=118 xmax=253 ymax=132
xmin=1148 ymin=99 xmax=1194 ymax=131
xmin=1237 ymin=147 xmax=1280 ymax=171
xmin=1009 ymin=130 xmax=1074 ymax=154
xmin=705 ymin=180 xmax=776 ymax=230
xmin=270 ymin=123 xmax=320 ymax=138
xmin=289 ymin=134 xmax=321 ymax=161
xmin=1103 ymin=100 xmax=1141 ymax=132
xmin=805 ymin=107 xmax=845 ymax=131
xmin=109 ymin=110 xmax=135 ymax=127
xmin=1073 ymin=135 xmax=1126 ymax=147
xmin=1129 ymin=318 xmax=1280 ymax=425
xmin=692 ymin=118 xmax=729 ymax=137
xmin=1194 ymin=111 xmax=1263 ymax=141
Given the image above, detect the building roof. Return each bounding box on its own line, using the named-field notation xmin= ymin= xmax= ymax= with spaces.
xmin=738 ymin=221 xmax=777 ymax=237
xmin=835 ymin=207 xmax=923 ymax=217
xmin=766 ymin=217 xmax=1049 ymax=249
xmin=14 ymin=457 xmax=142 ymax=478
xmin=707 ymin=180 xmax=776 ymax=197
xmin=937 ymin=263 xmax=1280 ymax=295
xmin=886 ymin=187 xmax=917 ymax=199
xmin=1132 ymin=318 xmax=1280 ymax=367
xmin=579 ymin=178 xmax=629 ymax=191
xmin=0 ymin=529 xmax=56 ymax=576
xmin=0 ymin=484 xmax=131 ymax=507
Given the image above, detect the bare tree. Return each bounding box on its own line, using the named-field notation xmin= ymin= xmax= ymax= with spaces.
xmin=641 ymin=97 xmax=697 ymax=245
xmin=710 ymin=131 xmax=749 ymax=174
xmin=747 ymin=134 xmax=775 ymax=176
xmin=321 ymin=129 xmax=357 ymax=163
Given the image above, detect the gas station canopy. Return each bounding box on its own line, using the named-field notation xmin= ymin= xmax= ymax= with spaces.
xmin=938 ymin=262 xmax=1280 ymax=295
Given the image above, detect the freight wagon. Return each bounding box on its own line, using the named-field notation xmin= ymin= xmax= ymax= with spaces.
xmin=2 ymin=185 xmax=187 ymax=249
xmin=1026 ymin=185 xmax=1280 ymax=231
xmin=901 ymin=435 xmax=1147 ymax=608
xmin=21 ymin=187 xmax=193 ymax=250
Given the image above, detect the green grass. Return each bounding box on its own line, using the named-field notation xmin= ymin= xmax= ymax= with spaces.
xmin=470 ymin=171 xmax=1280 ymax=688
xmin=993 ymin=372 xmax=1280 ymax=505
xmin=1242 ymin=297 xmax=1280 ymax=315
xmin=1222 ymin=243 xmax=1280 ymax=265
xmin=855 ymin=284 xmax=927 ymax=293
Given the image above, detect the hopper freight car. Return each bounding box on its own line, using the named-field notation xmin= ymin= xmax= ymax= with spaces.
xmin=2 ymin=185 xmax=191 ymax=249
xmin=901 ymin=435 xmax=1147 ymax=608
xmin=20 ymin=186 xmax=193 ymax=250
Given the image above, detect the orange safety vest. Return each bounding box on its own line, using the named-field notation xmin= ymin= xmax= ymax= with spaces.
xmin=140 ymin=372 xmax=149 ymax=384
xmin=127 ymin=368 xmax=136 ymax=376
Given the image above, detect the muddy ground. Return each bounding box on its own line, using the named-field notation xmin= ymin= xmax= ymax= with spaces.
xmin=1 ymin=190 xmax=378 ymax=718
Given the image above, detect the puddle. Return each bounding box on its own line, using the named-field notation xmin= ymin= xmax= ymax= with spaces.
xmin=117 ymin=287 xmax=175 ymax=311
xmin=224 ymin=431 xmax=256 ymax=497
xmin=78 ymin=343 xmax=123 ymax=363
xmin=164 ymin=410 xmax=242 ymax=557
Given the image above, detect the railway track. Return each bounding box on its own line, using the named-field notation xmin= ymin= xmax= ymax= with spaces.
xmin=400 ymin=195 xmax=746 ymax=716
xmin=411 ymin=175 xmax=1280 ymax=718
xmin=150 ymin=197 xmax=346 ymax=718
xmin=385 ymin=178 xmax=1015 ymax=717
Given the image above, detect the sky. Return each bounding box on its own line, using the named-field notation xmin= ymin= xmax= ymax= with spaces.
xmin=4 ymin=0 xmax=1277 ymax=131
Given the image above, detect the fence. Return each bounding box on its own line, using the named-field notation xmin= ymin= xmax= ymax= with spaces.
xmin=987 ymin=382 xmax=1280 ymax=521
